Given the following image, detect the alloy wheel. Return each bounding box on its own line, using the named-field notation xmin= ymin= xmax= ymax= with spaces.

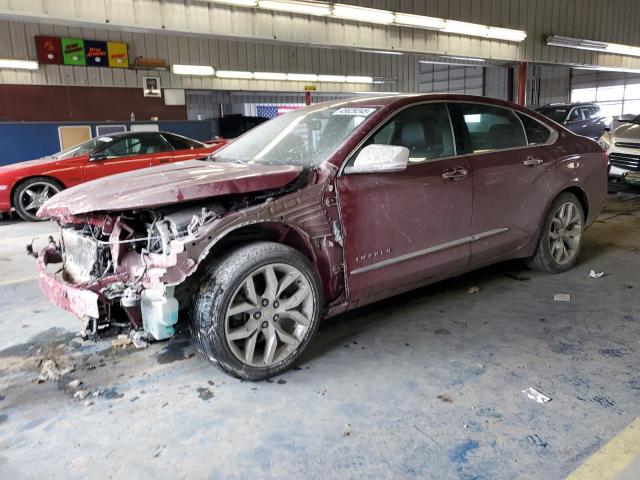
xmin=548 ymin=201 xmax=582 ymax=265
xmin=19 ymin=182 xmax=60 ymax=214
xmin=224 ymin=263 xmax=315 ymax=367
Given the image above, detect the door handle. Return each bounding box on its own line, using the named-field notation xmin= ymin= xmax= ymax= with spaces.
xmin=158 ymin=157 xmax=172 ymax=163
xmin=523 ymin=156 xmax=544 ymax=166
xmin=442 ymin=167 xmax=469 ymax=180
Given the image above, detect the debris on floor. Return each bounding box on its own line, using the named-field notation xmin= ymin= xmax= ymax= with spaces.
xmin=466 ymin=286 xmax=480 ymax=294
xmin=67 ymin=379 xmax=82 ymax=389
xmin=37 ymin=359 xmax=75 ymax=383
xmin=589 ymin=270 xmax=605 ymax=279
xmin=73 ymin=390 xmax=90 ymax=400
xmin=130 ymin=330 xmax=152 ymax=349
xmin=111 ymin=334 xmax=133 ymax=349
xmin=522 ymin=387 xmax=551 ymax=404
xmin=553 ymin=293 xmax=571 ymax=302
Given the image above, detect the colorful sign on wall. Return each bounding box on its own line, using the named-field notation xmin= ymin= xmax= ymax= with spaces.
xmin=61 ymin=38 xmax=86 ymax=66
xmin=84 ymin=40 xmax=108 ymax=67
xmin=107 ymin=42 xmax=129 ymax=68
xmin=35 ymin=36 xmax=62 ymax=64
xmin=34 ymin=36 xmax=129 ymax=69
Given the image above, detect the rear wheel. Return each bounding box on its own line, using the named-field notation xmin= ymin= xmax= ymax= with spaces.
xmin=191 ymin=242 xmax=323 ymax=381
xmin=12 ymin=177 xmax=63 ymax=221
xmin=526 ymin=192 xmax=584 ymax=273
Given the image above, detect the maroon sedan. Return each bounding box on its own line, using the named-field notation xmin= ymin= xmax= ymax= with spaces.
xmin=37 ymin=94 xmax=607 ymax=380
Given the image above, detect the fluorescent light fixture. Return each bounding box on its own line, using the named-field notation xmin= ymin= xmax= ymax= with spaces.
xmin=488 ymin=27 xmax=527 ymax=42
xmin=254 ymin=71 xmax=288 ymax=80
xmin=206 ymin=0 xmax=257 ymax=6
xmin=318 ymin=74 xmax=347 ymax=82
xmin=441 ymin=55 xmax=486 ymax=63
xmin=332 ymin=4 xmax=394 ymax=24
xmin=394 ymin=12 xmax=445 ymax=30
xmin=355 ymin=91 xmax=400 ymax=95
xmin=287 ymin=73 xmax=318 ymax=81
xmin=258 ymin=0 xmax=331 ymax=16
xmin=0 ymin=59 xmax=38 ymax=70
xmin=443 ymin=20 xmax=490 ymax=37
xmin=207 ymin=0 xmax=526 ymax=43
xmin=548 ymin=34 xmax=640 ymax=57
xmin=606 ymin=44 xmax=640 ymax=56
xmin=346 ymin=76 xmax=373 ymax=83
xmin=546 ymin=35 xmax=608 ymax=52
xmin=549 ymin=35 xmax=640 ymax=57
xmin=574 ymin=64 xmax=640 ymax=74
xmin=356 ymin=49 xmax=404 ymax=56
xmin=172 ymin=64 xmax=215 ymax=75
xmin=443 ymin=20 xmax=526 ymax=42
xmin=216 ymin=70 xmax=254 ymax=79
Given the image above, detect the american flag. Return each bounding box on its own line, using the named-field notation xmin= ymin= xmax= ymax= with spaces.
xmin=257 ymin=105 xmax=302 ymax=118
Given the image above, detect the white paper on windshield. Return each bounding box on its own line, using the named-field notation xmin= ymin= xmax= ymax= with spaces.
xmin=333 ymin=107 xmax=377 ymax=116
xmin=97 ymin=136 xmax=114 ymax=142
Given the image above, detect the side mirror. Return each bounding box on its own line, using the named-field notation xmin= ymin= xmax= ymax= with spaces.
xmin=89 ymin=152 xmax=107 ymax=161
xmin=345 ymin=144 xmax=409 ymax=175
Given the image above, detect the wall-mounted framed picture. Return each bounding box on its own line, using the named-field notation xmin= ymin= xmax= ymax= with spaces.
xmin=143 ymin=76 xmax=161 ymax=98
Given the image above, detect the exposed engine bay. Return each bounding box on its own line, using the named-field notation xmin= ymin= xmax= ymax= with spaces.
xmin=35 ymin=172 xmax=346 ymax=344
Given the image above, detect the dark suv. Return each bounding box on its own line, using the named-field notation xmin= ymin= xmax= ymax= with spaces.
xmin=536 ymin=103 xmax=611 ymax=139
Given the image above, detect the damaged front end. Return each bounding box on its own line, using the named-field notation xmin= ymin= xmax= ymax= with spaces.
xmin=37 ymin=204 xmax=224 ymax=341
xmin=35 ymin=168 xmax=345 ymax=344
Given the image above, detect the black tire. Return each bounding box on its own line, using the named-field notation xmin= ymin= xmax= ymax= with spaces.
xmin=525 ymin=192 xmax=585 ymax=273
xmin=190 ymin=241 xmax=323 ymax=381
xmin=12 ymin=177 xmax=63 ymax=222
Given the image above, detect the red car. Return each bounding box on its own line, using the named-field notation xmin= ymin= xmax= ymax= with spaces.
xmin=0 ymin=131 xmax=226 ymax=221
xmin=37 ymin=94 xmax=607 ymax=380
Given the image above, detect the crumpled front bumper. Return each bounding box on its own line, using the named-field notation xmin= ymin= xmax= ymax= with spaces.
xmin=37 ymin=245 xmax=100 ymax=319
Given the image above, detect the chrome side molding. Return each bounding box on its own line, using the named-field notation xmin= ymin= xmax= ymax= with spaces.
xmin=350 ymin=228 xmax=509 ymax=275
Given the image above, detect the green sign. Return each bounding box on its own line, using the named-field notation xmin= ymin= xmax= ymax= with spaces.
xmin=61 ymin=38 xmax=86 ymax=66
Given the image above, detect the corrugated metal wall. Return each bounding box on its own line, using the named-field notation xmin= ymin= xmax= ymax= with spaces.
xmin=418 ymin=63 xmax=484 ymax=95
xmin=186 ymin=90 xmax=353 ymax=119
xmin=485 ymin=66 xmax=509 ymax=100
xmin=0 ymin=19 xmax=419 ymax=91
xmin=1 ymin=0 xmax=639 ymax=69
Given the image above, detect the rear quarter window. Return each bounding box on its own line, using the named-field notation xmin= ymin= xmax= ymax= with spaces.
xmin=518 ymin=113 xmax=553 ymax=145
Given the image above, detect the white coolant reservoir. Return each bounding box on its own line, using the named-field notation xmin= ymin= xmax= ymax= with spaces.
xmin=141 ymin=286 xmax=179 ymax=340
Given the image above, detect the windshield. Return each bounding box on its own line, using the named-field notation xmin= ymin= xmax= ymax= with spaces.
xmin=212 ymin=101 xmax=379 ymax=167
xmin=537 ymin=107 xmax=569 ymax=123
xmin=52 ymin=136 xmax=117 ymax=159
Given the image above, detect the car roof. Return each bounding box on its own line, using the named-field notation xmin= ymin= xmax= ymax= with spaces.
xmin=538 ymin=102 xmax=596 ymax=108
xmin=97 ymin=130 xmax=181 ymax=138
xmin=316 ymin=93 xmax=533 ymax=112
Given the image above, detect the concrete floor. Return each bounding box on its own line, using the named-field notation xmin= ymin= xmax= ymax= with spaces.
xmin=1 ymin=195 xmax=639 ymax=479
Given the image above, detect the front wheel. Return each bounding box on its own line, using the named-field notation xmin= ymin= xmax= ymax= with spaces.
xmin=190 ymin=242 xmax=323 ymax=381
xmin=526 ymin=192 xmax=584 ymax=273
xmin=12 ymin=177 xmax=63 ymax=221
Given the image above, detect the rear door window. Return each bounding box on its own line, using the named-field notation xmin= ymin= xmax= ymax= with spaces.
xmin=448 ymin=103 xmax=527 ymax=154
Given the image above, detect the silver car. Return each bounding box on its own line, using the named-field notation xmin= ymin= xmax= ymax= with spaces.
xmin=600 ymin=115 xmax=640 ymax=191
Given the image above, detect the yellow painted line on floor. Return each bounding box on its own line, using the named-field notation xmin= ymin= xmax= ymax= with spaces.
xmin=566 ymin=418 xmax=640 ymax=480
xmin=0 ymin=276 xmax=39 ymax=287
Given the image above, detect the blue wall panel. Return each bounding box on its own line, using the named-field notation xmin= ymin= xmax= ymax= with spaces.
xmin=0 ymin=120 xmax=216 ymax=166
